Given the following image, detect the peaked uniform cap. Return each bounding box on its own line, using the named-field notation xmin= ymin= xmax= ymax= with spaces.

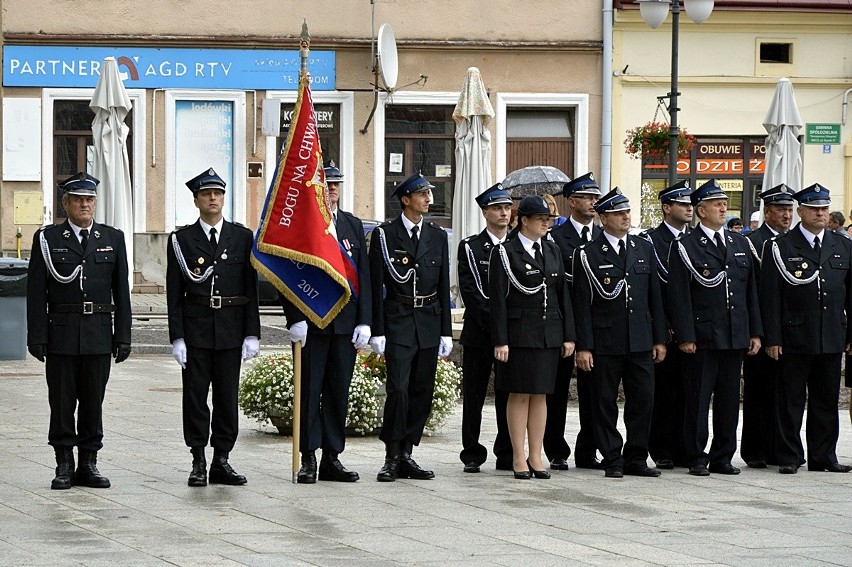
xmin=658 ymin=180 xmax=692 ymax=204
xmin=186 ymin=168 xmax=227 ymax=194
xmin=594 ymin=187 xmax=631 ymax=214
xmin=475 ymin=183 xmax=513 ymax=208
xmin=792 ymin=183 xmax=831 ymax=207
xmin=561 ymin=172 xmax=602 ymax=198
xmin=60 ymin=172 xmax=99 ymax=196
xmin=392 ymin=172 xmax=435 ymax=199
xmin=690 ymin=178 xmax=728 ymax=206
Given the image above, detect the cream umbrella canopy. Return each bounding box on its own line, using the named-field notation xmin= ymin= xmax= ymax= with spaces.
xmin=759 ymin=78 xmax=803 ymax=222
xmin=450 ymin=67 xmax=494 ymax=307
xmin=91 ymin=56 xmax=134 ymax=289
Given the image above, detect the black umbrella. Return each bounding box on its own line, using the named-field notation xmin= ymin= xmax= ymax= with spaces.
xmin=501 ymin=165 xmax=569 ymax=198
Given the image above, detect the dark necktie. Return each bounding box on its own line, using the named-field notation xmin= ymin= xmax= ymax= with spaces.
xmin=813 ymin=235 xmax=821 ymax=256
xmin=714 ymin=232 xmax=725 ymax=252
xmin=333 ymin=212 xmax=338 ymax=226
xmin=80 ymin=229 xmax=89 ymax=250
xmin=411 ymin=225 xmax=419 ymax=250
xmin=618 ymin=239 xmax=626 ymax=260
xmin=209 ymin=227 xmax=218 ymax=249
xmin=581 ymin=225 xmax=590 ymax=242
xmin=533 ymin=241 xmax=543 ymax=267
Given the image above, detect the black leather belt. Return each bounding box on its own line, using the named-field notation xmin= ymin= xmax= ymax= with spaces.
xmin=186 ymin=294 xmax=249 ymax=309
xmin=387 ymin=291 xmax=438 ymax=308
xmin=50 ymin=302 xmax=114 ymax=315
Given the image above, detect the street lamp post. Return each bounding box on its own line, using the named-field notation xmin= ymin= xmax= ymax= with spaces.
xmin=637 ymin=0 xmax=714 ymax=187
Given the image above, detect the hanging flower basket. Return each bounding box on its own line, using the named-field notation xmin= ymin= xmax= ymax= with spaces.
xmin=624 ymin=121 xmax=695 ymax=160
xmin=238 ymin=351 xmax=462 ymax=436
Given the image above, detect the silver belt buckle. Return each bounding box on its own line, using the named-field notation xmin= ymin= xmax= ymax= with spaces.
xmin=82 ymin=301 xmax=94 ymax=315
xmin=413 ymin=295 xmax=425 ymax=308
xmin=210 ymin=295 xmax=222 ymax=309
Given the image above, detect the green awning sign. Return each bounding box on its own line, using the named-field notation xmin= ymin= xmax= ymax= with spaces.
xmin=805 ymin=123 xmax=840 ymax=145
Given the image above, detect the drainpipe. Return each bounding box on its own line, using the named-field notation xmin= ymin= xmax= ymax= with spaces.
xmin=601 ymin=0 xmax=614 ymax=192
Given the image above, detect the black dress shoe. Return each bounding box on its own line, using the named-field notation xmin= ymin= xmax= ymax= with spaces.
xmin=463 ymin=462 xmax=481 ymax=473
xmin=527 ymin=460 xmax=551 ymax=479
xmin=808 ymin=462 xmax=852 ymax=473
xmin=208 ymin=452 xmax=247 ymax=485
xmin=377 ymin=455 xmax=400 ymax=482
xmin=398 ymin=453 xmax=435 ymax=480
xmin=655 ymin=458 xmax=674 ymax=470
xmin=604 ymin=466 xmax=623 ymax=478
xmin=495 ymin=459 xmax=513 ymax=471
xmin=778 ymin=464 xmax=799 ymax=474
xmin=318 ymin=455 xmax=359 ymax=482
xmin=513 ymin=469 xmax=531 ymax=480
xmin=74 ymin=449 xmax=111 ymax=488
xmin=624 ymin=465 xmax=661 ymax=477
xmin=688 ymin=464 xmax=710 ymax=476
xmin=576 ymin=459 xmax=604 ymax=470
xmin=549 ymin=458 xmax=569 ymax=471
xmin=746 ymin=460 xmax=767 ymax=469
xmin=709 ymin=463 xmax=741 ymax=475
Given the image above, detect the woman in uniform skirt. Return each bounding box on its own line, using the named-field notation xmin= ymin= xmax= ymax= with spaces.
xmin=489 ymin=195 xmax=576 ymax=479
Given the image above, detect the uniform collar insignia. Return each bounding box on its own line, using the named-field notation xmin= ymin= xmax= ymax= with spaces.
xmin=94 ymin=230 xmax=101 ymax=238
xmin=601 ymin=244 xmax=609 ymax=252
xmin=63 ymin=229 xmax=71 ymax=239
xmin=699 ymin=236 xmax=708 ymax=244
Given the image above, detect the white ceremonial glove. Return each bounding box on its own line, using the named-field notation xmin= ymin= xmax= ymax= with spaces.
xmin=289 ymin=321 xmax=308 ymax=346
xmin=369 ymin=335 xmax=386 ymax=356
xmin=242 ymin=336 xmax=260 ymax=361
xmin=439 ymin=336 xmax=454 ymax=358
xmin=171 ymin=338 xmax=187 ymax=369
xmin=351 ymin=325 xmax=371 ymax=350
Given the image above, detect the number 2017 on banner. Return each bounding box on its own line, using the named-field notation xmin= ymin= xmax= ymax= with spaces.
xmin=298 ymin=279 xmax=319 ymax=299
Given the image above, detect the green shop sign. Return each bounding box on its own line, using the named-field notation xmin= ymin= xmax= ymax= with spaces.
xmin=805 ymin=123 xmax=841 ymax=145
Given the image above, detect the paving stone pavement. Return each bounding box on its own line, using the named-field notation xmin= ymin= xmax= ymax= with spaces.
xmin=2 ymin=307 xmax=852 ymax=565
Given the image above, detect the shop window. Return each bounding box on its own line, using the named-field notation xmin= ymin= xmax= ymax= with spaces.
xmin=52 ymin=100 xmax=133 ymax=222
xmin=384 ymin=105 xmax=454 ymax=225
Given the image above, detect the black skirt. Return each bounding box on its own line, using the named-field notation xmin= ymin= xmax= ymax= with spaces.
xmin=496 ymin=346 xmax=560 ymax=394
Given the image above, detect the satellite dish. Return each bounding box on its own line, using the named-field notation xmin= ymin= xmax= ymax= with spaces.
xmin=377 ymin=23 xmax=398 ymax=90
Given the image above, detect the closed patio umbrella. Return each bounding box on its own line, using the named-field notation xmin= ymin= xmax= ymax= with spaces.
xmin=91 ymin=56 xmax=134 ymax=289
xmin=759 ymin=77 xmax=803 ymax=222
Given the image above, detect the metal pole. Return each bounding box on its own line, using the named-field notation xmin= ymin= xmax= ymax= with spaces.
xmin=668 ymin=1 xmax=680 ymax=187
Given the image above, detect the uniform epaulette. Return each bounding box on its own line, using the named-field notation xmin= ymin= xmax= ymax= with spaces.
xmin=174 ymin=224 xmax=192 ymax=232
xmin=640 ymin=227 xmax=655 ymax=236
xmin=461 ymin=235 xmax=473 ymax=244
xmin=41 ymin=224 xmax=60 ymax=232
xmin=232 ymin=222 xmax=253 ymax=233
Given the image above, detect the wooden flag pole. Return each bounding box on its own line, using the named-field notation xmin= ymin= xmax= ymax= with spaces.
xmin=291 ymin=21 xmax=310 ymax=485
xmin=291 ymin=340 xmax=302 ymax=483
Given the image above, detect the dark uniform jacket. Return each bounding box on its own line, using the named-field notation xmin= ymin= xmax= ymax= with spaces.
xmin=166 ymin=220 xmax=261 ymax=350
xmin=746 ymin=223 xmax=777 ymax=263
xmin=489 ymin=237 xmax=575 ymax=348
xmin=668 ymin=227 xmax=763 ymax=349
xmin=282 ymin=209 xmax=371 ymax=334
xmin=643 ymin=222 xmax=680 ymax=285
xmin=369 ymin=216 xmax=451 ymax=348
xmin=572 ymin=233 xmax=666 ymax=355
xmin=759 ymin=225 xmax=852 ymax=354
xmin=458 ymin=229 xmax=500 ymax=348
xmin=549 ymin=219 xmax=601 ymax=289
xmin=27 ymin=221 xmax=132 ymax=355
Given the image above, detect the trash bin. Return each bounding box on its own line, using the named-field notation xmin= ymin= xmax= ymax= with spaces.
xmin=0 ymin=258 xmax=29 ymax=360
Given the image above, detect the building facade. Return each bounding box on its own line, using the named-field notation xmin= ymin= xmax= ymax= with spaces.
xmin=0 ymin=0 xmax=604 ymax=286
xmin=612 ymin=1 xmax=852 ymax=225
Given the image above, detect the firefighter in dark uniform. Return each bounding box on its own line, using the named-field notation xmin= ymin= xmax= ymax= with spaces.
xmin=546 ymin=172 xmax=603 ymax=470
xmin=642 ymin=180 xmax=693 ymax=470
xmin=668 ymin=179 xmax=762 ymax=476
xmin=167 ymin=168 xmax=261 ymax=487
xmin=760 ymin=184 xmax=852 ymax=474
xmin=490 ymin=195 xmax=576 ymax=479
xmin=457 ymin=183 xmax=513 ymax=473
xmin=369 ymin=172 xmax=452 ymax=482
xmin=282 ymin=162 xmax=371 ymax=483
xmin=27 ymin=172 xmax=132 ymax=490
xmin=740 ymin=183 xmax=794 ymax=468
xmin=573 ymin=189 xmax=667 ymax=478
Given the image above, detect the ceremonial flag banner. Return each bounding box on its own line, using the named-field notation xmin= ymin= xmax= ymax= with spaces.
xmin=251 ymin=74 xmax=358 ymax=328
